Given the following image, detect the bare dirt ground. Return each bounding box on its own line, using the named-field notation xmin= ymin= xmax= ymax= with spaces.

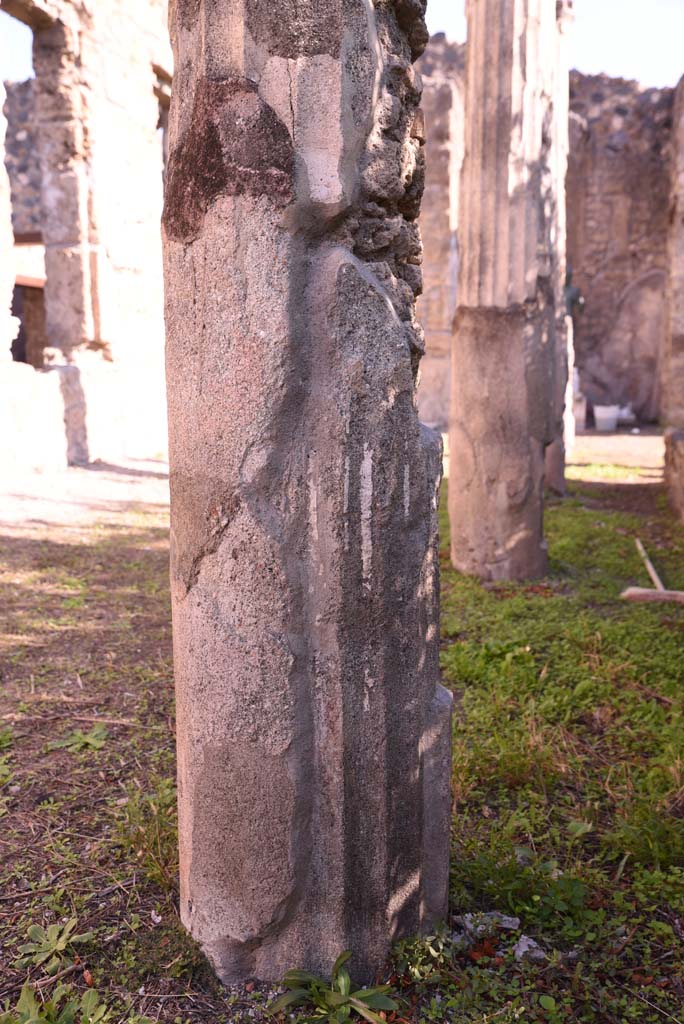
xmin=0 ymin=459 xmax=170 ymax=529
xmin=569 ymin=428 xmax=664 ymax=477
xmin=0 ymin=432 xmax=665 ymax=530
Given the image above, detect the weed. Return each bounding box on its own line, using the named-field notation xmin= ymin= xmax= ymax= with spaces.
xmin=392 ymin=930 xmax=454 ymax=986
xmin=47 ymin=726 xmax=109 ymax=754
xmin=14 ymin=919 xmax=93 ymax=975
xmin=1 ymin=985 xmax=109 ymax=1024
xmin=269 ymin=952 xmax=399 ymax=1024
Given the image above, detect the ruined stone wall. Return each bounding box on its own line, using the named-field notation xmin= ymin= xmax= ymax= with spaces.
xmin=1 ymin=0 xmax=172 ymax=465
xmin=3 ymin=80 xmax=42 ymax=236
xmin=1 ymin=82 xmax=17 ymax=357
xmin=567 ymin=71 xmax=673 ymax=422
xmin=416 ymin=35 xmax=465 ymax=431
xmin=1 ymin=78 xmax=66 ymax=469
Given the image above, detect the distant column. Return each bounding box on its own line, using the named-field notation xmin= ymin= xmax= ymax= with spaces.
xmin=545 ymin=0 xmax=574 ymax=496
xmin=32 ymin=15 xmax=95 ymax=358
xmin=449 ymin=0 xmax=561 ymax=581
xmin=665 ymin=76 xmax=684 ymax=520
xmin=163 ymin=0 xmax=452 ymax=986
xmin=1 ymin=84 xmax=18 ymax=359
xmin=416 ymin=42 xmax=466 ymax=432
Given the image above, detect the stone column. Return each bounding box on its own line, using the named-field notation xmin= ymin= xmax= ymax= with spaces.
xmin=32 ymin=13 xmax=95 ymax=358
xmin=163 ymin=0 xmax=452 ymax=986
xmin=448 ymin=0 xmax=561 ymax=581
xmin=416 ymin=39 xmax=466 ymax=432
xmin=665 ymin=76 xmax=684 ymax=520
xmin=1 ymin=84 xmax=18 ymax=359
xmin=544 ymin=0 xmax=573 ymax=496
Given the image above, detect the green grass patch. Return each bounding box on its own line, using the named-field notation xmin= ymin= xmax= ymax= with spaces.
xmin=430 ymin=482 xmax=684 ymax=1022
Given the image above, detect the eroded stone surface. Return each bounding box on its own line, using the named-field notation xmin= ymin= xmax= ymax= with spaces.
xmin=164 ymin=0 xmax=451 ymax=986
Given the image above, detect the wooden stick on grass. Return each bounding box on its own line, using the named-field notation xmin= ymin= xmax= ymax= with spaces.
xmin=620 ymin=538 xmax=684 ymax=603
xmin=620 ymin=587 xmax=684 ymax=605
xmin=635 ymin=538 xmax=665 ymax=591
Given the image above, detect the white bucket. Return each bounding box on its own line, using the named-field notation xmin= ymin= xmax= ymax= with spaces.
xmin=594 ymin=404 xmax=620 ymax=432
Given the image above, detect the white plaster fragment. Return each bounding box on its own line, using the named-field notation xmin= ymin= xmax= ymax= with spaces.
xmin=360 ymin=443 xmax=373 ymax=586
xmin=404 ymin=461 xmax=410 ymax=520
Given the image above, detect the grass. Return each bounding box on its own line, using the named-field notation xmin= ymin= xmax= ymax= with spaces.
xmin=0 ymin=461 xmax=682 ymax=1023
xmin=416 ymin=478 xmax=684 ymax=1023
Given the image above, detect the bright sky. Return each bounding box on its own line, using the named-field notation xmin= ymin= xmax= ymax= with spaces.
xmin=426 ymin=0 xmax=684 ymax=87
xmin=1 ymin=1 xmax=684 ymax=88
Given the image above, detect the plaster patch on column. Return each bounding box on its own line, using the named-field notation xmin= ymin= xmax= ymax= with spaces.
xmin=308 ymin=453 xmax=319 ymax=560
xmin=259 ymin=57 xmax=295 ymax=139
xmin=291 ymin=55 xmax=344 ymax=207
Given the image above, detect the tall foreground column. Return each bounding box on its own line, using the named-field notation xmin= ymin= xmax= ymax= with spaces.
xmin=665 ymin=76 xmax=684 ymax=520
xmin=449 ymin=0 xmax=562 ymax=580
xmin=162 ymin=0 xmax=452 ymax=985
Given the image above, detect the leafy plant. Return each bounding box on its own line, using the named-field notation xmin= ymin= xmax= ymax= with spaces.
xmin=269 ymin=951 xmax=399 ymax=1023
xmin=48 ymin=725 xmax=109 ymax=754
xmin=14 ymin=919 xmax=93 ymax=975
xmin=0 ymin=985 xmax=109 ymax=1024
xmin=0 ymin=755 xmax=12 ymax=787
xmin=393 ymin=930 xmax=453 ymax=985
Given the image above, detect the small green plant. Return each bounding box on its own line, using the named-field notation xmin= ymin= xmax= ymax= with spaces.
xmin=14 ymin=919 xmax=93 ymax=975
xmin=269 ymin=951 xmax=399 ymax=1023
xmin=393 ymin=930 xmax=453 ymax=985
xmin=0 ymin=755 xmax=12 ymax=786
xmin=48 ymin=725 xmax=109 ymax=754
xmin=114 ymin=775 xmax=178 ymax=890
xmin=0 ymin=985 xmax=110 ymax=1024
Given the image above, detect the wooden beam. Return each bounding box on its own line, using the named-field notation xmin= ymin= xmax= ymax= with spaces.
xmin=635 ymin=538 xmax=665 ymax=591
xmin=620 ymin=587 xmax=684 ymax=606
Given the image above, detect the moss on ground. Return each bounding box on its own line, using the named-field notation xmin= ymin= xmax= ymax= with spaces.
xmin=0 ymin=466 xmax=682 ymax=1023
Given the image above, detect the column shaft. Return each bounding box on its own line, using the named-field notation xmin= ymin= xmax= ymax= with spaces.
xmin=665 ymin=77 xmax=684 ymax=519
xmin=163 ymin=0 xmax=452 ymax=985
xmin=449 ymin=0 xmax=561 ymax=580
